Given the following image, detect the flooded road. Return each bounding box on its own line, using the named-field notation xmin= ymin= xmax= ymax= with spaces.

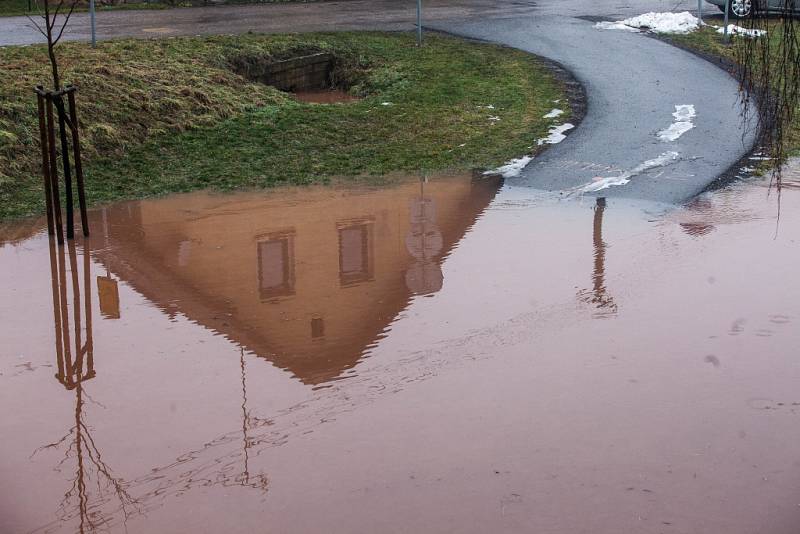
xmin=2 ymin=165 xmax=800 ymax=533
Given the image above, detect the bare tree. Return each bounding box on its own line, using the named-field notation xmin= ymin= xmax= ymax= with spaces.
xmin=736 ymin=2 xmax=800 ymax=183
xmin=27 ymin=0 xmax=80 ymax=90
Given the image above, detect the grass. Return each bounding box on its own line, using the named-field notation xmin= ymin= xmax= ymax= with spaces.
xmin=667 ymin=20 xmax=800 ymax=156
xmin=0 ymin=32 xmax=568 ymax=221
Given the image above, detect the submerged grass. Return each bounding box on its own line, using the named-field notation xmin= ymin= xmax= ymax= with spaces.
xmin=0 ymin=32 xmax=566 ymax=221
xmin=668 ymin=21 xmax=800 ymax=156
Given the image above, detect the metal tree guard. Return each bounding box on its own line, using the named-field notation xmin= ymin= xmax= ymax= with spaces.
xmin=35 ymin=84 xmax=90 ymax=244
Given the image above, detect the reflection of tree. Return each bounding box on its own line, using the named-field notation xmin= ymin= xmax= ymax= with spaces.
xmin=577 ymin=198 xmax=618 ymax=318
xmin=35 ymin=238 xmax=140 ymax=534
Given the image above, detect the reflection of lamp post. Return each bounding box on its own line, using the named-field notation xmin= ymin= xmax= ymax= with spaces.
xmin=405 ymin=174 xmax=444 ymax=295
xmin=577 ymin=197 xmax=617 ymax=318
xmin=97 ymin=208 xmax=121 ymax=319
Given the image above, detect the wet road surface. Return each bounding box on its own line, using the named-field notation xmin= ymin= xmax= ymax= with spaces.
xmin=2 ymin=162 xmax=800 ymax=533
xmin=432 ymin=15 xmax=756 ymax=203
xmin=0 ymin=0 xmax=698 ymax=47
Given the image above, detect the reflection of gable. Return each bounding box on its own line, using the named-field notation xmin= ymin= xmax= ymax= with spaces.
xmin=97 ymin=174 xmax=502 ymax=385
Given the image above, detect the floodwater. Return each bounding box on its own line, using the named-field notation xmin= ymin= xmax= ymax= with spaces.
xmin=292 ymin=89 xmax=361 ymax=104
xmin=1 ymin=164 xmax=800 ymax=534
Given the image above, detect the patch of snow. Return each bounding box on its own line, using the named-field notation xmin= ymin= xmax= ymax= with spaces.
xmin=380 ymin=102 xmax=393 ymax=106
xmin=538 ymin=123 xmax=574 ymax=146
xmin=484 ymin=156 xmax=533 ymax=178
xmin=595 ymin=11 xmax=701 ymax=34
xmin=657 ymin=104 xmax=696 ymax=142
xmin=485 ymin=104 xmax=496 ymax=109
xmin=488 ymin=116 xmax=501 ymax=122
xmin=573 ymin=151 xmax=680 ymax=194
xmin=543 ymin=108 xmax=564 ymax=119
xmin=716 ymin=25 xmax=767 ymax=38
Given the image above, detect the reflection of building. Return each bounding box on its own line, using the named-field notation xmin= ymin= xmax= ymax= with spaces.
xmin=94 ymin=174 xmax=502 ymax=385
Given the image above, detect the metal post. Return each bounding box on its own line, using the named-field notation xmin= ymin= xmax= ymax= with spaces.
xmin=45 ymin=94 xmax=65 ymax=244
xmin=697 ymin=0 xmax=703 ymax=24
xmin=723 ymin=0 xmax=730 ymax=42
xmin=90 ymin=0 xmax=96 ymax=48
xmin=67 ymin=87 xmax=90 ymax=237
xmin=54 ymin=95 xmax=75 ymax=240
xmin=416 ymin=0 xmax=422 ymax=46
xmin=36 ymin=90 xmax=55 ymax=236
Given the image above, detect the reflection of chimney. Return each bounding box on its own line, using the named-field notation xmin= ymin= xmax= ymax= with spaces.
xmin=405 ymin=177 xmax=444 ymax=295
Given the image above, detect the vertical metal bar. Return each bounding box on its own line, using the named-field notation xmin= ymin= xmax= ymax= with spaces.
xmin=45 ymin=94 xmax=64 ymax=244
xmin=724 ymin=0 xmax=731 ymax=42
xmin=57 ymin=238 xmax=73 ymax=388
xmin=68 ymin=240 xmax=82 ymax=381
xmin=67 ymin=88 xmax=90 ymax=237
xmin=697 ymin=0 xmax=703 ymax=24
xmin=90 ymin=0 xmax=96 ymax=48
xmin=417 ymin=0 xmax=422 ymax=46
xmin=83 ymin=238 xmax=94 ymax=377
xmin=55 ymin=95 xmax=75 ymax=240
xmin=49 ymin=237 xmax=66 ymax=384
xmin=36 ymin=89 xmax=55 ymax=236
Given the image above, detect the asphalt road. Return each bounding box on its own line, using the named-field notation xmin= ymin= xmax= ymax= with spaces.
xmin=0 ymin=0 xmax=754 ymax=203
xmin=1 ymin=0 xmax=700 ymax=47
xmin=431 ymin=15 xmax=756 ymax=203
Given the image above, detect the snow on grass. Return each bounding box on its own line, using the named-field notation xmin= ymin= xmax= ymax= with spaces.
xmin=484 ymin=155 xmax=533 ymax=178
xmin=715 ymin=25 xmax=767 ymax=38
xmin=572 ymin=151 xmax=680 ymax=194
xmin=538 ymin=123 xmax=574 ymax=146
xmin=657 ymin=104 xmax=696 ymax=142
xmin=543 ymin=108 xmax=564 ymax=119
xmin=595 ymin=11 xmax=701 ymax=34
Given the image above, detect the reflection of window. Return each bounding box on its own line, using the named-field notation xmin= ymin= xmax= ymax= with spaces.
xmin=257 ymin=231 xmax=295 ymax=300
xmin=311 ymin=316 xmax=325 ymax=339
xmin=338 ymin=219 xmax=374 ymax=287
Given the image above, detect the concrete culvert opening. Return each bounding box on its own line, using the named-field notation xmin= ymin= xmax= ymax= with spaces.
xmin=228 ymin=47 xmax=365 ymax=104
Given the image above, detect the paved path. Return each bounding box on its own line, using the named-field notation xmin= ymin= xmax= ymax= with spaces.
xmin=432 ymin=15 xmax=756 ymax=203
xmin=1 ymin=0 xmax=699 ymax=46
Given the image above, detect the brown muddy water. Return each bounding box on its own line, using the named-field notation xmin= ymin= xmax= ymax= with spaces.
xmin=1 ymin=164 xmax=800 ymax=534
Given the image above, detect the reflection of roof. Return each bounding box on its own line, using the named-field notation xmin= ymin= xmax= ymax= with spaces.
xmin=92 ymin=175 xmax=503 ymax=385
xmin=0 ymin=217 xmax=46 ymax=248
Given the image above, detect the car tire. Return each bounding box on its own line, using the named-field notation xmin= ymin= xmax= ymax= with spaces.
xmin=723 ymin=0 xmax=754 ymax=19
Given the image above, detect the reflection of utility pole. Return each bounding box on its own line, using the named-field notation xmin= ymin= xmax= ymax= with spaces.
xmin=577 ymin=197 xmax=618 ymax=318
xmin=239 ymin=347 xmax=251 ymax=486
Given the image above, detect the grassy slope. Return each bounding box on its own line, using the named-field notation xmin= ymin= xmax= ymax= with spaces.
xmin=668 ymin=22 xmax=800 ymax=155
xmin=0 ymin=32 xmax=566 ymax=220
